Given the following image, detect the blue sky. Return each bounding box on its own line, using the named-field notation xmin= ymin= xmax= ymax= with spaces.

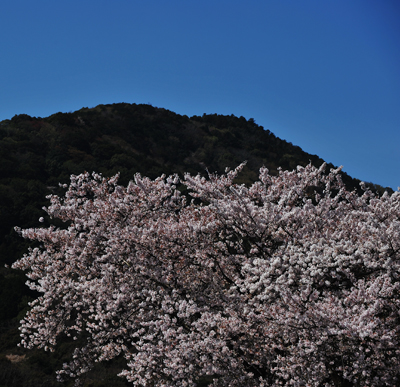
xmin=1 ymin=1 xmax=399 ymax=189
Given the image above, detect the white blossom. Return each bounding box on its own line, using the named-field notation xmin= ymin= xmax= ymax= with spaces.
xmin=12 ymin=164 xmax=400 ymax=386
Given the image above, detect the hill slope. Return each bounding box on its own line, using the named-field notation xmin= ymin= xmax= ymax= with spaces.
xmin=0 ymin=102 xmax=392 ymax=268
xmin=0 ymin=103 xmax=392 ymax=386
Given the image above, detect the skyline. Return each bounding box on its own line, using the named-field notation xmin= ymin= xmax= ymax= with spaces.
xmin=1 ymin=0 xmax=399 ymax=189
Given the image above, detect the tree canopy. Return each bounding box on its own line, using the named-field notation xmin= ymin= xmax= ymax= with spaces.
xmin=13 ymin=163 xmax=400 ymax=386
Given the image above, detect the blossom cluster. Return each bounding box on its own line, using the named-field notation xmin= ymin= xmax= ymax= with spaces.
xmin=13 ymin=164 xmax=400 ymax=386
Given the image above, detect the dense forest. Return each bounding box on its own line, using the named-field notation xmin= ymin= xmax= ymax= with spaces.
xmin=0 ymin=103 xmax=392 ymax=386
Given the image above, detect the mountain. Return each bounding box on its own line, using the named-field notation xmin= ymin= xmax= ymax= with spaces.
xmin=0 ymin=102 xmax=392 ymax=386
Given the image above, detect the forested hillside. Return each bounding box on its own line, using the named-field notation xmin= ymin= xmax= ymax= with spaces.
xmin=0 ymin=103 xmax=392 ymax=386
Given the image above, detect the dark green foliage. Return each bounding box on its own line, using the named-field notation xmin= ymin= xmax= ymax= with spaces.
xmin=0 ymin=103 xmax=392 ymax=386
xmin=0 ymin=269 xmax=32 ymax=321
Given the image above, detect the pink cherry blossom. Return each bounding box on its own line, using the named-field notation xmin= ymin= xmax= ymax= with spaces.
xmin=12 ymin=163 xmax=400 ymax=386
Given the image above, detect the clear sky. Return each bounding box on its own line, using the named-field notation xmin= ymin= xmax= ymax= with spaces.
xmin=1 ymin=1 xmax=399 ymax=189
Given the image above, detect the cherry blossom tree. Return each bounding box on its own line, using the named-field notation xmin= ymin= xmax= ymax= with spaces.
xmin=12 ymin=163 xmax=400 ymax=386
